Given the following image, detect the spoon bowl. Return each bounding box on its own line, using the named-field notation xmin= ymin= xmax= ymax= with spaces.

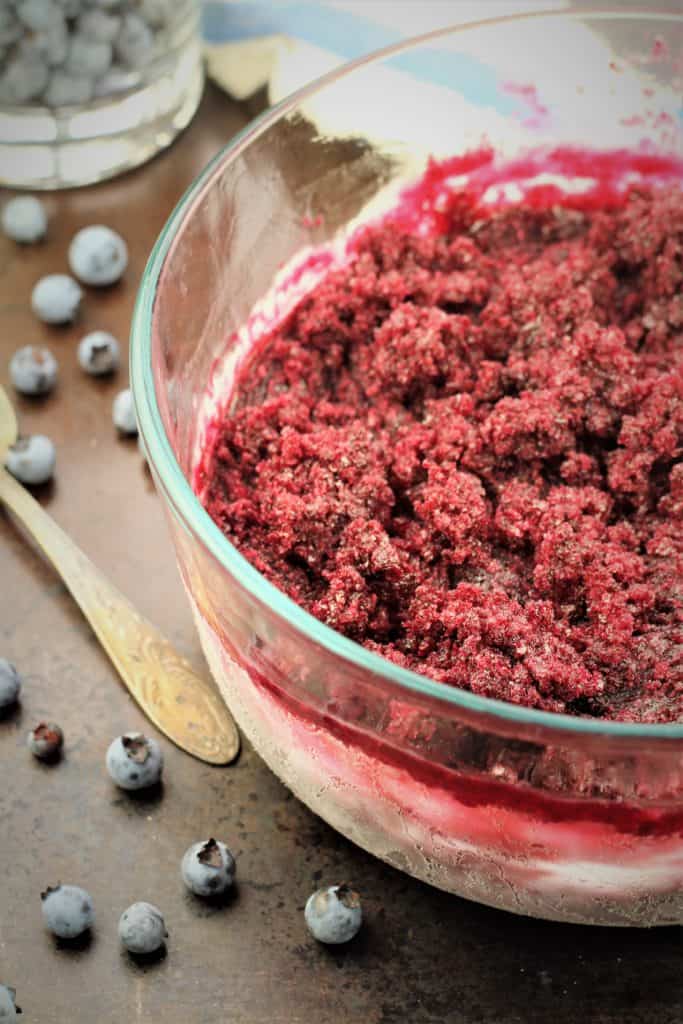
xmin=0 ymin=386 xmax=239 ymax=764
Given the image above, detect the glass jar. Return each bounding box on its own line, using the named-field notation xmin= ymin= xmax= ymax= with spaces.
xmin=0 ymin=0 xmax=203 ymax=189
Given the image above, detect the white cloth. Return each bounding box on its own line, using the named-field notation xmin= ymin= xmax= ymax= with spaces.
xmin=201 ymin=1 xmax=569 ymax=102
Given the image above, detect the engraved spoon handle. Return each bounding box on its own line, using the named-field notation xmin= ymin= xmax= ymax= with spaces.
xmin=0 ymin=465 xmax=239 ymax=764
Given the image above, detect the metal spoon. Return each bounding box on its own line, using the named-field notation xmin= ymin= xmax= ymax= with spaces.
xmin=0 ymin=386 xmax=239 ymax=765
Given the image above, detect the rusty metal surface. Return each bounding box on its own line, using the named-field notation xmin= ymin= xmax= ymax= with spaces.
xmin=1 ymin=83 xmax=683 ymax=1024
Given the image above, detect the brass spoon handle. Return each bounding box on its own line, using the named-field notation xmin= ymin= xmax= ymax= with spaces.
xmin=0 ymin=466 xmax=239 ymax=765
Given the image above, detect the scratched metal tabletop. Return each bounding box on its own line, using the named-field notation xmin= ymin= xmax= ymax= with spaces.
xmin=1 ymin=82 xmax=682 ymax=1024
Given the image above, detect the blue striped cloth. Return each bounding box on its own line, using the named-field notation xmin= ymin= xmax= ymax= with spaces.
xmin=200 ymin=1 xmax=559 ymax=107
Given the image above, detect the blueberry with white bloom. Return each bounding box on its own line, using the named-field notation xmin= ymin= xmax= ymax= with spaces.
xmin=78 ymin=330 xmax=119 ymax=376
xmin=106 ymin=732 xmax=163 ymax=790
xmin=93 ymin=64 xmax=139 ymax=97
xmin=41 ymin=884 xmax=94 ymax=939
xmin=2 ymin=196 xmax=47 ymax=244
xmin=68 ymin=225 xmax=128 ymax=286
xmin=27 ymin=21 xmax=69 ymax=68
xmin=0 ymin=985 xmax=21 ymax=1020
xmin=115 ymin=12 xmax=154 ymax=69
xmin=181 ymin=839 xmax=236 ymax=897
xmin=44 ymin=70 xmax=94 ymax=107
xmin=55 ymin=0 xmax=84 ymax=17
xmin=119 ymin=902 xmax=168 ymax=955
xmin=304 ymin=884 xmax=362 ymax=944
xmin=0 ymin=9 xmax=22 ymax=48
xmin=2 ymin=55 xmax=49 ymax=103
xmin=31 ymin=274 xmax=82 ymax=324
xmin=16 ymin=0 xmax=63 ymax=33
xmin=5 ymin=435 xmax=56 ymax=486
xmin=139 ymin=0 xmax=171 ymax=29
xmin=28 ymin=722 xmax=64 ymax=760
xmin=10 ymin=346 xmax=58 ymax=397
xmin=78 ymin=8 xmax=121 ymax=44
xmin=65 ymin=35 xmax=112 ymax=78
xmin=0 ymin=660 xmax=22 ymax=711
xmin=113 ymin=388 xmax=137 ymax=435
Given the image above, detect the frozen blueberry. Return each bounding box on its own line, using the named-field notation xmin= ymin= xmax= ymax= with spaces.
xmin=0 ymin=9 xmax=22 ymax=48
xmin=2 ymin=196 xmax=48 ymax=244
xmin=112 ymin=387 xmax=137 ymax=435
xmin=118 ymin=902 xmax=167 ymax=955
xmin=2 ymin=55 xmax=49 ymax=104
xmin=181 ymin=838 xmax=236 ymax=897
xmin=31 ymin=274 xmax=82 ymax=324
xmin=10 ymin=345 xmax=58 ymax=397
xmin=28 ymin=721 xmax=64 ymax=760
xmin=0 ymin=985 xmax=21 ymax=1020
xmin=65 ymin=35 xmax=112 ymax=78
xmin=22 ymin=20 xmax=70 ymax=68
xmin=304 ymin=884 xmax=362 ymax=944
xmin=17 ymin=0 xmax=63 ymax=33
xmin=68 ymin=225 xmax=128 ymax=286
xmin=115 ymin=12 xmax=154 ymax=69
xmin=41 ymin=884 xmax=94 ymax=939
xmin=5 ymin=435 xmax=56 ymax=486
xmin=78 ymin=8 xmax=121 ymax=44
xmin=93 ymin=64 xmax=139 ymax=97
xmin=0 ymin=659 xmax=21 ymax=710
xmin=44 ymin=70 xmax=94 ymax=107
xmin=106 ymin=732 xmax=163 ymax=790
xmin=138 ymin=0 xmax=171 ymax=29
xmin=77 ymin=330 xmax=120 ymax=376
xmin=55 ymin=0 xmax=84 ymax=15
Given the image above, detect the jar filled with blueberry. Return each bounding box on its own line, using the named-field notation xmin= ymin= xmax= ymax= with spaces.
xmin=0 ymin=0 xmax=203 ymax=188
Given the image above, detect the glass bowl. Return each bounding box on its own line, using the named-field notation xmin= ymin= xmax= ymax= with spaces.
xmin=131 ymin=9 xmax=683 ymax=926
xmin=0 ymin=0 xmax=203 ymax=189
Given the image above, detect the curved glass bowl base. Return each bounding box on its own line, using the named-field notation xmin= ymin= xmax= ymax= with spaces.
xmin=189 ymin=595 xmax=683 ymax=928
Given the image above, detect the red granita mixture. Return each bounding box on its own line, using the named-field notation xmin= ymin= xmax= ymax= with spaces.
xmin=199 ymin=151 xmax=683 ymax=723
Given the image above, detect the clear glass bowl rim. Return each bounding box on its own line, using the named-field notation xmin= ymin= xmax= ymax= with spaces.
xmin=130 ymin=6 xmax=683 ymax=740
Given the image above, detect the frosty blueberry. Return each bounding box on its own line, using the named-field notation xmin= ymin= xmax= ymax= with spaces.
xmin=0 ymin=660 xmax=21 ymax=710
xmin=68 ymin=225 xmax=128 ymax=286
xmin=0 ymin=9 xmax=22 ymax=48
xmin=118 ymin=902 xmax=167 ymax=955
xmin=5 ymin=435 xmax=56 ymax=486
xmin=10 ymin=346 xmax=58 ymax=396
xmin=64 ymin=35 xmax=112 ymax=78
xmin=55 ymin=0 xmax=83 ymax=15
xmin=31 ymin=274 xmax=82 ymax=324
xmin=139 ymin=0 xmax=171 ymax=29
xmin=2 ymin=55 xmax=49 ymax=103
xmin=41 ymin=884 xmax=94 ymax=939
xmin=115 ymin=13 xmax=154 ymax=69
xmin=16 ymin=0 xmax=62 ymax=33
xmin=2 ymin=196 xmax=47 ymax=243
xmin=44 ymin=71 xmax=94 ymax=107
xmin=304 ymin=884 xmax=362 ymax=944
xmin=78 ymin=9 xmax=121 ymax=44
xmin=106 ymin=732 xmax=163 ymax=790
xmin=28 ymin=722 xmax=64 ymax=760
xmin=93 ymin=64 xmax=139 ymax=97
xmin=112 ymin=388 xmax=137 ymax=435
xmin=77 ymin=331 xmax=120 ymax=376
xmin=0 ymin=985 xmax=21 ymax=1020
xmin=181 ymin=839 xmax=235 ymax=897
